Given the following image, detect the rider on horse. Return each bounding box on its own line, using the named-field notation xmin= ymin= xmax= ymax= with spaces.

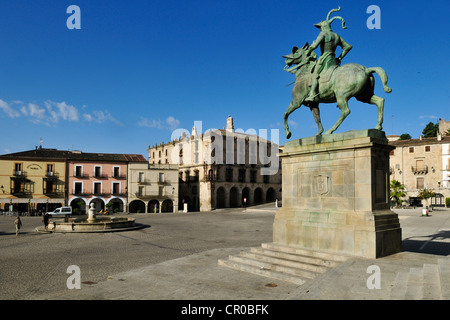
xmin=304 ymin=7 xmax=353 ymax=103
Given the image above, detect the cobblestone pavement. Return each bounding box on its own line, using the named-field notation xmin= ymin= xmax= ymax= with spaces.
xmin=1 ymin=206 xmax=450 ymax=301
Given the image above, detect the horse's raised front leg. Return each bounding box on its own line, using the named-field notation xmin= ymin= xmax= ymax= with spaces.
xmin=309 ymin=104 xmax=323 ymax=135
xmin=283 ymin=99 xmax=303 ymax=139
xmin=324 ymin=96 xmax=350 ymax=135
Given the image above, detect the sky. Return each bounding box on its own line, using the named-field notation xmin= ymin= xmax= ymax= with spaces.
xmin=0 ymin=0 xmax=448 ymax=158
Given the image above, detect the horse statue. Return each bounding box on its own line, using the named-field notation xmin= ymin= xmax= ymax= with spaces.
xmin=282 ymin=7 xmax=392 ymax=139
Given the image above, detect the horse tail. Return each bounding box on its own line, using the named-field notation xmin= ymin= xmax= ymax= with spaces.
xmin=366 ymin=67 xmax=392 ymax=93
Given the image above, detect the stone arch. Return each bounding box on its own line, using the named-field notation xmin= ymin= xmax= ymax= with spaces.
xmin=254 ymin=187 xmax=263 ymax=204
xmin=266 ymin=187 xmax=276 ymax=202
xmin=216 ymin=187 xmax=226 ymax=208
xmin=69 ymin=197 xmax=87 ymax=215
xmin=89 ymin=197 xmax=105 ymax=212
xmin=230 ymin=187 xmax=239 ymax=207
xmin=242 ymin=187 xmax=250 ymax=206
xmin=148 ymin=199 xmax=159 ymax=213
xmin=161 ymin=199 xmax=173 ymax=213
xmin=107 ymin=197 xmax=125 ymax=213
xmin=129 ymin=200 xmax=145 ymax=213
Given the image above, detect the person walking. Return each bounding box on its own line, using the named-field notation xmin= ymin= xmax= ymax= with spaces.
xmin=43 ymin=213 xmax=49 ymax=231
xmin=14 ymin=216 xmax=22 ymax=236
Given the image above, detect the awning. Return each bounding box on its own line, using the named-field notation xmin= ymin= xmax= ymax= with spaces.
xmin=0 ymin=198 xmax=64 ymax=204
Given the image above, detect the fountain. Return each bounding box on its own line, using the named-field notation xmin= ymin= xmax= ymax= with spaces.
xmin=38 ymin=203 xmax=145 ymax=233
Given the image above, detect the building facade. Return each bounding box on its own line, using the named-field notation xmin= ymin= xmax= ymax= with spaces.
xmin=0 ymin=148 xmax=66 ymax=214
xmin=389 ymin=134 xmax=450 ymax=206
xmin=148 ymin=116 xmax=282 ymax=212
xmin=127 ymin=162 xmax=179 ymax=213
xmin=0 ymin=148 xmax=148 ymax=214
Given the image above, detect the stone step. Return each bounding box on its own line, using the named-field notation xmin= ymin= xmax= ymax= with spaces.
xmin=232 ymin=253 xmax=320 ymax=279
xmin=389 ymin=271 xmax=409 ymax=300
xmin=438 ymin=257 xmax=450 ymax=299
xmin=422 ymin=263 xmax=442 ymax=300
xmin=218 ymin=243 xmax=351 ymax=286
xmin=218 ymin=257 xmax=306 ymax=285
xmin=404 ymin=267 xmax=423 ymax=300
xmin=247 ymin=248 xmax=333 ymax=272
xmin=261 ymin=243 xmax=352 ymax=263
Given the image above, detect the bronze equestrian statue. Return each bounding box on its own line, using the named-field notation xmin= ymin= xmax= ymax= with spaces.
xmin=283 ymin=7 xmax=392 ymax=139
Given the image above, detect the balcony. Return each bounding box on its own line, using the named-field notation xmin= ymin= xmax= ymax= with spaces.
xmin=74 ymin=173 xmax=89 ymax=179
xmin=411 ymin=165 xmax=428 ymax=175
xmin=93 ymin=174 xmax=108 ymax=179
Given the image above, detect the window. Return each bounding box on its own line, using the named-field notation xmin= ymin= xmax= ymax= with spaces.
xmin=138 ymin=172 xmax=144 ymax=183
xmin=44 ymin=179 xmax=55 ymax=194
xmin=94 ymin=166 xmax=102 ymax=178
xmin=425 ymin=146 xmax=431 ymax=152
xmin=409 ymin=147 xmax=414 ymax=153
xmin=250 ymin=170 xmax=257 ymax=183
xmin=74 ymin=182 xmax=83 ymax=194
xmin=75 ymin=165 xmax=83 ymax=177
xmin=390 ymin=150 xmax=395 ymax=156
xmin=138 ymin=186 xmax=144 ymax=197
xmin=112 ymin=182 xmax=120 ymax=194
xmin=159 ymin=173 xmax=164 ymax=183
xmin=158 ymin=186 xmax=164 ymax=196
xmin=113 ymin=166 xmax=120 ymax=178
xmin=46 ymin=164 xmax=54 ymax=176
xmin=238 ymin=169 xmax=246 ymax=182
xmin=416 ymin=159 xmax=425 ymax=171
xmin=416 ymin=177 xmax=424 ymax=189
xmin=226 ymin=168 xmax=233 ymax=182
xmin=14 ymin=163 xmax=22 ymax=175
xmin=94 ymin=182 xmax=102 ymax=194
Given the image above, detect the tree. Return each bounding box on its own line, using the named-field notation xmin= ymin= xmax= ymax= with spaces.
xmin=390 ymin=180 xmax=406 ymax=208
xmin=422 ymin=121 xmax=439 ymax=138
xmin=417 ymin=188 xmax=436 ymax=208
xmin=445 ymin=128 xmax=450 ymax=137
xmin=399 ymin=133 xmax=411 ymax=140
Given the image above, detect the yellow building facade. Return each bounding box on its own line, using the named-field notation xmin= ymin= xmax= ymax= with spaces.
xmin=0 ymin=151 xmax=66 ymax=214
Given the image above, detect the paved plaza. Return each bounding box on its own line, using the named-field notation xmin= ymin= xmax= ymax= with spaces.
xmin=1 ymin=205 xmax=450 ymax=301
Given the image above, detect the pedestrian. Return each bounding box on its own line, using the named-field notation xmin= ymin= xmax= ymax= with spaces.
xmin=14 ymin=216 xmax=22 ymax=236
xmin=43 ymin=213 xmax=49 ymax=231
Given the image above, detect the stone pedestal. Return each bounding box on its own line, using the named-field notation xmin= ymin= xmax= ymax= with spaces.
xmin=273 ymin=129 xmax=401 ymax=259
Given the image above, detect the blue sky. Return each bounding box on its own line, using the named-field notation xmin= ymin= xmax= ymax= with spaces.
xmin=0 ymin=0 xmax=448 ymax=157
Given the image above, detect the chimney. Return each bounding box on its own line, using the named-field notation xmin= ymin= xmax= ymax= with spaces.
xmin=226 ymin=115 xmax=234 ymax=132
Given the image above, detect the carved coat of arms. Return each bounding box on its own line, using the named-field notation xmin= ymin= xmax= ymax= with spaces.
xmin=314 ymin=174 xmax=329 ymax=195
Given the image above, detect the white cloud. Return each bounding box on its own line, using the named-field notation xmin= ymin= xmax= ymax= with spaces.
xmin=166 ymin=116 xmax=181 ymax=130
xmin=138 ymin=116 xmax=181 ymax=130
xmin=83 ymin=110 xmax=123 ymax=126
xmin=0 ymin=97 xmax=123 ymax=127
xmin=138 ymin=117 xmax=163 ymax=129
xmin=419 ymin=115 xmax=439 ymax=120
xmin=44 ymin=101 xmax=79 ymax=123
xmin=0 ymin=99 xmax=20 ymax=118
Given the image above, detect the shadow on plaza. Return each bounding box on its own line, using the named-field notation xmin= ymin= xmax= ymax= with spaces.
xmin=402 ymin=230 xmax=450 ymax=256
